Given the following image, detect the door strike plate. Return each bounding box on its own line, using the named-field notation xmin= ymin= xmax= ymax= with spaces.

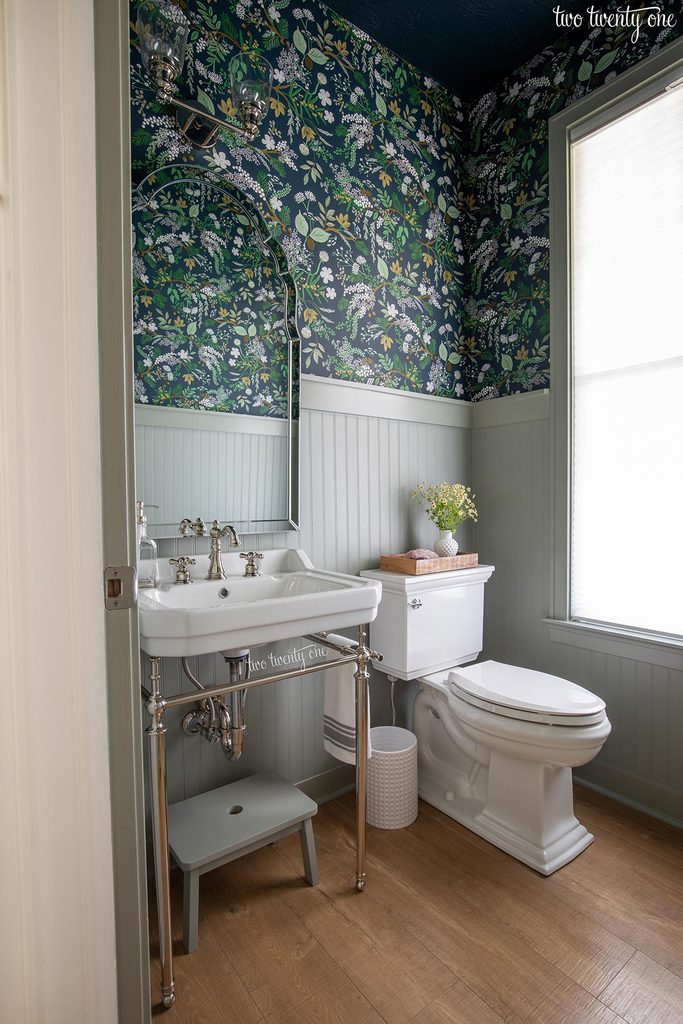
xmin=104 ymin=565 xmax=138 ymax=610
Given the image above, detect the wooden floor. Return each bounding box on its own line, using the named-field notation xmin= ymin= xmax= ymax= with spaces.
xmin=149 ymin=788 xmax=683 ymax=1024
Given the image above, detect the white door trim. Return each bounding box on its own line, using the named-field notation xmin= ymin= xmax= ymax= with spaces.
xmin=0 ymin=0 xmax=127 ymax=1019
xmin=95 ymin=0 xmax=152 ymax=1019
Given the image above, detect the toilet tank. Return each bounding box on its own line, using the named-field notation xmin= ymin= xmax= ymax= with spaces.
xmin=359 ymin=565 xmax=495 ymax=681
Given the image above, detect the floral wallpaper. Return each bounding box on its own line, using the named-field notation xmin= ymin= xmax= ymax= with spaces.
xmin=133 ymin=168 xmax=291 ymax=414
xmin=131 ymin=1 xmax=682 ymax=406
xmin=130 ymin=0 xmax=467 ymax=401
xmin=463 ymin=11 xmax=681 ymax=401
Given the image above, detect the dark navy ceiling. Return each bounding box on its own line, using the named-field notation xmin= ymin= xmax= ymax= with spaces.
xmin=325 ymin=0 xmax=586 ymax=98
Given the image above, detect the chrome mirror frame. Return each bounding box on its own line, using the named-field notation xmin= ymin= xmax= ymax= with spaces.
xmin=132 ymin=164 xmax=301 ymax=532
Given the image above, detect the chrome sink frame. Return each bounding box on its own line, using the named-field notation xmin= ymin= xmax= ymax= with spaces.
xmin=142 ymin=625 xmax=381 ymax=1010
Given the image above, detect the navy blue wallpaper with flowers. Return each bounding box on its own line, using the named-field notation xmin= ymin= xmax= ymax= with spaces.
xmin=131 ymin=1 xmax=682 ymax=406
xmin=130 ymin=0 xmax=467 ymax=406
xmin=463 ymin=11 xmax=681 ymax=401
xmin=133 ymin=170 xmax=292 ymax=414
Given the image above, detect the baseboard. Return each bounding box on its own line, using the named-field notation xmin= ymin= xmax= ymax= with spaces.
xmin=574 ymin=761 xmax=683 ymax=828
xmin=297 ymin=764 xmax=355 ymax=805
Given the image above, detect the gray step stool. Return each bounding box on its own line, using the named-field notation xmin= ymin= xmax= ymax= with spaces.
xmin=167 ymin=771 xmax=319 ymax=953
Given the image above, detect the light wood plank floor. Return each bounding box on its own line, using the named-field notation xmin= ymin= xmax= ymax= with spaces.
xmin=149 ymin=787 xmax=683 ymax=1023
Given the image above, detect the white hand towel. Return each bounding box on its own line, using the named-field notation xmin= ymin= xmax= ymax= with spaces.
xmin=323 ymin=637 xmax=371 ymax=765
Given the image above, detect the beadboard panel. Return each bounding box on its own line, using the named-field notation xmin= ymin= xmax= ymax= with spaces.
xmin=473 ymin=407 xmax=683 ymax=824
xmin=144 ymin=403 xmax=472 ymax=819
xmin=135 ymin=412 xmax=288 ymax=529
xmin=298 ymin=409 xmax=473 ymax=574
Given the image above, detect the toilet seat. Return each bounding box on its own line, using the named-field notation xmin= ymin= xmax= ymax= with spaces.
xmin=447 ymin=660 xmax=606 ymax=727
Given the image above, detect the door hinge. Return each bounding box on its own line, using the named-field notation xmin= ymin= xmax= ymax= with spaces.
xmin=104 ymin=565 xmax=138 ymax=610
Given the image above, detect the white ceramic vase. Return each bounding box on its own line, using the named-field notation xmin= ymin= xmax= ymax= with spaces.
xmin=434 ymin=530 xmax=459 ymax=557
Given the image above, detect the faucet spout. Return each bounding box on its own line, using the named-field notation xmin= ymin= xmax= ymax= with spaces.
xmin=221 ymin=523 xmax=240 ymax=548
xmin=207 ymin=520 xmax=240 ymax=580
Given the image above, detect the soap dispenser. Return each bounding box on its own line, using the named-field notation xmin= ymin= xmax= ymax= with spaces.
xmin=136 ymin=500 xmax=159 ymax=589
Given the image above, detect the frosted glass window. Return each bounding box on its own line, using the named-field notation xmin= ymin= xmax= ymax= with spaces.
xmin=570 ymin=84 xmax=683 ymax=638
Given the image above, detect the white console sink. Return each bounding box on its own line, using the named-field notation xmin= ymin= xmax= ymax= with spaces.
xmin=138 ymin=549 xmax=382 ymax=657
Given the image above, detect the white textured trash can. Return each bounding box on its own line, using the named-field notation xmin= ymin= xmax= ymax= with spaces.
xmin=367 ymin=726 xmax=418 ymax=829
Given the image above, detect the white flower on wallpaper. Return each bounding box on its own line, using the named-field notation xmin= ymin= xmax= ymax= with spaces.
xmin=130 ymin=0 xmax=466 ymax=398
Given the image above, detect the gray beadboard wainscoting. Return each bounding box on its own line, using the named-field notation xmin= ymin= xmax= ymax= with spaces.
xmin=135 ymin=405 xmax=289 ymax=530
xmin=473 ymin=391 xmax=683 ymax=825
xmin=141 ymin=380 xmax=682 ymax=829
xmin=142 ymin=379 xmax=473 ymax=822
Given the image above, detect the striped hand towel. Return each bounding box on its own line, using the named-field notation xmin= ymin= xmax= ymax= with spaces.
xmin=323 ymin=642 xmax=371 ymax=765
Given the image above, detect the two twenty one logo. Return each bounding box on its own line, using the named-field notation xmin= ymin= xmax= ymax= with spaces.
xmin=552 ymin=5 xmax=677 ymax=43
xmin=250 ymin=641 xmax=329 ymax=675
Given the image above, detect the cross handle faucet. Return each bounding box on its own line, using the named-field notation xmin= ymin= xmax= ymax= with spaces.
xmin=240 ymin=551 xmax=263 ymax=577
xmin=178 ymin=517 xmax=207 ymax=537
xmin=169 ymin=556 xmax=196 ymax=585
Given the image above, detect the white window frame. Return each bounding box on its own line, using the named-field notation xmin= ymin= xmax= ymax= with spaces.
xmin=548 ymin=36 xmax=683 ymax=653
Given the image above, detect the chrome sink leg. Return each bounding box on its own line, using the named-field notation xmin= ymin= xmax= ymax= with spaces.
xmin=146 ymin=657 xmax=175 ymax=1009
xmin=354 ymin=624 xmax=370 ymax=892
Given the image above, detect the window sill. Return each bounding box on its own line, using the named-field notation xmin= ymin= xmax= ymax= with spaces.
xmin=544 ymin=618 xmax=683 ymax=670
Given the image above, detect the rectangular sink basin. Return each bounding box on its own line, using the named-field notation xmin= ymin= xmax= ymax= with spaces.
xmin=138 ymin=549 xmax=382 ymax=657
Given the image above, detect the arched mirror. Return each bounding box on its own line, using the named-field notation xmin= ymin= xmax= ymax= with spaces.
xmin=132 ymin=164 xmax=300 ymax=535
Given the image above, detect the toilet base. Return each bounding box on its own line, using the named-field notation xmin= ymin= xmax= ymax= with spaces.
xmin=418 ymin=766 xmax=594 ymax=875
xmin=413 ymin=681 xmax=608 ymax=875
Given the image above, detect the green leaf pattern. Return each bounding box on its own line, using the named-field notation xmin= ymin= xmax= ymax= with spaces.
xmin=132 ymin=174 xmax=290 ymax=415
xmin=130 ymin=1 xmax=679 ymax=406
xmin=130 ymin=0 xmax=466 ymax=401
xmin=463 ymin=14 xmax=679 ymax=401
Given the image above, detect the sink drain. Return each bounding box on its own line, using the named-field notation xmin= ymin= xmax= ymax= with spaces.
xmin=227 ymin=805 xmax=243 ymax=815
xmin=218 ymin=587 xmax=230 ymax=599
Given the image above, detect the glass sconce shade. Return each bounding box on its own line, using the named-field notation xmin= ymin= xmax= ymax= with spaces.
xmin=137 ymin=2 xmax=189 ymax=97
xmin=229 ymin=53 xmax=273 ymax=137
xmin=136 ymin=6 xmax=271 ymax=147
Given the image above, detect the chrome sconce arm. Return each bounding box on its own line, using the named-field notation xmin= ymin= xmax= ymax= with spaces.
xmin=137 ymin=4 xmax=273 ymax=149
xmin=171 ymin=92 xmax=266 ymax=147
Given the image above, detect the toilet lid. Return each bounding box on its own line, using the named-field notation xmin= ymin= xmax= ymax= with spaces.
xmin=448 ymin=660 xmax=606 ymax=726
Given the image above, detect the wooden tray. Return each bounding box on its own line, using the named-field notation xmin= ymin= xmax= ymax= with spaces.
xmin=380 ymin=552 xmax=479 ymax=575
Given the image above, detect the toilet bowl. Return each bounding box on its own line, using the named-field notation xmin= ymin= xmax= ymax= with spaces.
xmin=413 ymin=660 xmax=611 ymax=874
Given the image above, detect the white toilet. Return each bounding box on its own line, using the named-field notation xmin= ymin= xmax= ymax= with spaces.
xmin=360 ymin=564 xmax=611 ymax=874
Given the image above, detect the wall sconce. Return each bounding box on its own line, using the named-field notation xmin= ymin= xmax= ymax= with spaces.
xmin=136 ymin=3 xmax=273 ymax=148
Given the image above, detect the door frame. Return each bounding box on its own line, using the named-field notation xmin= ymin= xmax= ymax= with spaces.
xmin=94 ymin=0 xmax=151 ymax=1019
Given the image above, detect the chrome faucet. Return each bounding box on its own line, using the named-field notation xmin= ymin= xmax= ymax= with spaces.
xmin=240 ymin=551 xmax=263 ymax=577
xmin=208 ymin=520 xmax=240 ymax=581
xmin=169 ymin=556 xmax=196 ymax=585
xmin=178 ymin=517 xmax=206 ymax=538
